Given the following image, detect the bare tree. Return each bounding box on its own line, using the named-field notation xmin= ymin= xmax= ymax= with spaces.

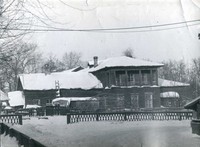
xmin=62 ymin=51 xmax=82 ymax=69
xmin=158 ymin=59 xmax=189 ymax=83
xmin=42 ymin=54 xmax=65 ymax=73
xmin=0 ymin=42 xmax=42 ymax=91
xmin=122 ymin=48 xmax=135 ymax=58
xmin=0 ymin=0 xmax=63 ymax=53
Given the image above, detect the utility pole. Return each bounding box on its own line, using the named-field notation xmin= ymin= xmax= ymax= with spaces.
xmin=197 ymin=33 xmax=200 ymax=98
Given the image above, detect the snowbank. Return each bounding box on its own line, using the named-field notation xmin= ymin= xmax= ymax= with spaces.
xmin=1 ymin=133 xmax=19 ymax=147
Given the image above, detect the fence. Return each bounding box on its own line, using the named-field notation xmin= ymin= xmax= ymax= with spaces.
xmin=0 ymin=123 xmax=46 ymax=147
xmin=67 ymin=111 xmax=193 ymax=124
xmin=0 ymin=115 xmax=22 ymax=125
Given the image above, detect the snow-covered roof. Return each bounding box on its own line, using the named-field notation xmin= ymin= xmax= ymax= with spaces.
xmin=8 ymin=91 xmax=25 ymax=107
xmin=19 ymin=72 xmax=103 ymax=90
xmin=60 ymin=66 xmax=83 ymax=73
xmin=0 ymin=90 xmax=9 ymax=101
xmin=52 ymin=97 xmax=96 ymax=106
xmin=4 ymin=106 xmax=13 ymax=110
xmin=25 ymin=105 xmax=41 ymax=109
xmin=158 ymin=78 xmax=190 ymax=87
xmin=160 ymin=92 xmax=180 ymax=98
xmin=184 ymin=96 xmax=200 ymax=110
xmin=89 ymin=56 xmax=163 ymax=72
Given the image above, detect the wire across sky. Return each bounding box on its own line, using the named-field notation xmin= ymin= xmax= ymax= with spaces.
xmin=1 ymin=19 xmax=200 ymax=33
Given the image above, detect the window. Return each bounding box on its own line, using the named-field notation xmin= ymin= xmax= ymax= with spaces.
xmin=145 ymin=92 xmax=153 ymax=108
xmin=152 ymin=70 xmax=157 ymax=85
xmin=131 ymin=93 xmax=139 ymax=109
xmin=32 ymin=99 xmax=40 ymax=105
xmin=141 ymin=70 xmax=151 ymax=85
xmin=46 ymin=99 xmax=52 ymax=105
xmin=116 ymin=94 xmax=124 ymax=109
xmin=116 ymin=71 xmax=126 ymax=86
xmin=127 ymin=70 xmax=139 ymax=86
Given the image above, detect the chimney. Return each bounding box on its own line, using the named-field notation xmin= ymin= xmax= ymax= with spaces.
xmin=93 ymin=56 xmax=98 ymax=67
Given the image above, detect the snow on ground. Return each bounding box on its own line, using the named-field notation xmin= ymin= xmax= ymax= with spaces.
xmin=0 ymin=133 xmax=19 ymax=147
xmin=7 ymin=116 xmax=200 ymax=147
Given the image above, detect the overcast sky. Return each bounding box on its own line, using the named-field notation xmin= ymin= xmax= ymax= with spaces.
xmin=26 ymin=0 xmax=200 ymax=63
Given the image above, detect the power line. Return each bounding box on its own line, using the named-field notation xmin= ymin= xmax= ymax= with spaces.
xmin=0 ymin=19 xmax=200 ymax=33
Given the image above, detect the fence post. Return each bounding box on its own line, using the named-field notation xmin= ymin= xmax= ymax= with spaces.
xmin=179 ymin=113 xmax=182 ymax=121
xmin=124 ymin=113 xmax=127 ymax=121
xmin=19 ymin=115 xmax=23 ymax=125
xmin=67 ymin=113 xmax=71 ymax=124
xmin=96 ymin=114 xmax=99 ymax=121
xmin=152 ymin=113 xmax=154 ymax=120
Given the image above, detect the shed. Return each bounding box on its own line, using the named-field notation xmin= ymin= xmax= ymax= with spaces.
xmin=184 ymin=96 xmax=200 ymax=136
xmin=184 ymin=96 xmax=200 ymax=111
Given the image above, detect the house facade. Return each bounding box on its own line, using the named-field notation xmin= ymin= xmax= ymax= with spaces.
xmin=17 ymin=56 xmax=191 ymax=111
xmin=17 ymin=71 xmax=103 ymax=106
xmin=88 ymin=56 xmax=162 ymax=110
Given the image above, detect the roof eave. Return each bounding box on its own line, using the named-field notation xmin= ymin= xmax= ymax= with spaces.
xmin=90 ymin=65 xmax=163 ymax=73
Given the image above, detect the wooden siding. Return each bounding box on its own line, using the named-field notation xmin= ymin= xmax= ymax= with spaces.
xmin=24 ymin=89 xmax=102 ymax=106
xmin=93 ymin=67 xmax=159 ymax=88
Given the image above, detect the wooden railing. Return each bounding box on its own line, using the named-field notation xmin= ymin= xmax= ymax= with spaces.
xmin=67 ymin=111 xmax=193 ymax=124
xmin=0 ymin=123 xmax=46 ymax=147
xmin=0 ymin=115 xmax=22 ymax=125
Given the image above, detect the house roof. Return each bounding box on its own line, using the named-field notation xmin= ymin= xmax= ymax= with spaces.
xmin=60 ymin=66 xmax=83 ymax=73
xmin=160 ymin=92 xmax=180 ymax=98
xmin=158 ymin=78 xmax=190 ymax=87
xmin=184 ymin=96 xmax=200 ymax=110
xmin=18 ymin=72 xmax=103 ymax=90
xmin=0 ymin=90 xmax=9 ymax=101
xmin=89 ymin=56 xmax=164 ymax=72
xmin=8 ymin=91 xmax=25 ymax=107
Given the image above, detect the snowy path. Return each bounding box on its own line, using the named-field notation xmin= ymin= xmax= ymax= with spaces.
xmin=10 ymin=116 xmax=200 ymax=147
xmin=0 ymin=133 xmax=19 ymax=147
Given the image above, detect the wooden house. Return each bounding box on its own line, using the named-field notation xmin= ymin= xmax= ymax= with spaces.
xmin=17 ymin=56 xmax=191 ymax=111
xmin=88 ymin=56 xmax=190 ymax=111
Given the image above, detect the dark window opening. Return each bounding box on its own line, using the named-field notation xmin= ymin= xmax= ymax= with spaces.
xmin=116 ymin=71 xmax=126 ymax=86
xmin=152 ymin=70 xmax=157 ymax=85
xmin=127 ymin=70 xmax=140 ymax=86
xmin=141 ymin=70 xmax=151 ymax=85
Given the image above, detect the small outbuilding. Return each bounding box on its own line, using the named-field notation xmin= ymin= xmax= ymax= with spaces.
xmin=184 ymin=96 xmax=200 ymax=135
